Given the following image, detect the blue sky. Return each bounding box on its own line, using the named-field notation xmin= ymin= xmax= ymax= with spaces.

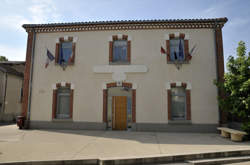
xmin=0 ymin=0 xmax=249 ymax=67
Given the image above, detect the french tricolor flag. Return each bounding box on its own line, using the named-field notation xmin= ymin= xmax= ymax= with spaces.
xmin=45 ymin=49 xmax=55 ymax=68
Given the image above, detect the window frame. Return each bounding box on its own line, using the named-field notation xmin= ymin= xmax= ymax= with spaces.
xmin=56 ymin=87 xmax=71 ymax=119
xmin=52 ymin=83 xmax=74 ymax=120
xmin=55 ymin=37 xmax=76 ymax=65
xmin=167 ymin=82 xmax=191 ymax=121
xmin=109 ymin=35 xmax=131 ymax=65
xmin=170 ymin=87 xmax=187 ymax=120
xmin=169 ymin=38 xmax=185 ymax=62
xmin=166 ymin=33 xmax=191 ymax=63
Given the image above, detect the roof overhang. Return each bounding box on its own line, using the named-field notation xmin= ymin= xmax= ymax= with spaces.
xmin=22 ymin=17 xmax=228 ymax=33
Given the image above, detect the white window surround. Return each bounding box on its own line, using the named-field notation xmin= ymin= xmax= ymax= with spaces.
xmin=61 ymin=82 xmax=66 ymax=87
xmin=93 ymin=65 xmax=148 ymax=82
xmin=52 ymin=82 xmax=75 ymax=90
xmin=165 ymin=81 xmax=192 ymax=90
xmin=55 ymin=36 xmax=78 ymax=43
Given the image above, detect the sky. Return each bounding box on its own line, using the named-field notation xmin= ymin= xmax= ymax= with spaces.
xmin=0 ymin=0 xmax=249 ymax=68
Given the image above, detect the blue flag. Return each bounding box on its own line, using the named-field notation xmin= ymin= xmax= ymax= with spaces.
xmin=58 ymin=45 xmax=64 ymax=65
xmin=178 ymin=40 xmax=184 ymax=60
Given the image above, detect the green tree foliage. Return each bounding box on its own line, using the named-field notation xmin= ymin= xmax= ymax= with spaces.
xmin=0 ymin=56 xmax=8 ymax=61
xmin=215 ymin=41 xmax=250 ymax=134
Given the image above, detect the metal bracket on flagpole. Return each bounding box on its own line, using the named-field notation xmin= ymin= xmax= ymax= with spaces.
xmin=174 ymin=61 xmax=182 ymax=70
xmin=61 ymin=62 xmax=67 ymax=70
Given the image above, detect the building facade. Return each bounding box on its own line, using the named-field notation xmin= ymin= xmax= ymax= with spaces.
xmin=0 ymin=62 xmax=24 ymax=122
xmin=21 ymin=18 xmax=227 ymax=132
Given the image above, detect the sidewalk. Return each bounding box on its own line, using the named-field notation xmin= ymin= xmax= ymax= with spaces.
xmin=0 ymin=124 xmax=250 ymax=163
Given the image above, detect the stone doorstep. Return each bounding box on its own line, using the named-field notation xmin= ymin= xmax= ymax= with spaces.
xmin=0 ymin=150 xmax=250 ymax=165
xmin=188 ymin=156 xmax=250 ymax=165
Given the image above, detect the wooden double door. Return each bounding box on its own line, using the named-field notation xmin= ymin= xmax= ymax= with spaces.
xmin=112 ymin=96 xmax=127 ymax=130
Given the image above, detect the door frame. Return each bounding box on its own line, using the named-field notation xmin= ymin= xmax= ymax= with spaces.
xmin=103 ymin=82 xmax=136 ymax=128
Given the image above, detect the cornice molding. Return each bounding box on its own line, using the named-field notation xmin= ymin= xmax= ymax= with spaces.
xmin=23 ymin=18 xmax=227 ymax=33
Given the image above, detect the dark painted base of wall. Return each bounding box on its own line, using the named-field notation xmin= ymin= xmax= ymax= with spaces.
xmin=135 ymin=123 xmax=218 ymax=133
xmin=30 ymin=121 xmax=107 ymax=130
xmin=30 ymin=121 xmax=218 ymax=133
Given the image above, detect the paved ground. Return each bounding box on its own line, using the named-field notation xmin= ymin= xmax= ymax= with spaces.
xmin=0 ymin=124 xmax=250 ymax=163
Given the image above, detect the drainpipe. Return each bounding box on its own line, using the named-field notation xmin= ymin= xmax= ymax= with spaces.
xmin=25 ymin=29 xmax=36 ymax=128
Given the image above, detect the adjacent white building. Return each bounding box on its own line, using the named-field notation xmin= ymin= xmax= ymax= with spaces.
xmin=0 ymin=61 xmax=24 ymax=122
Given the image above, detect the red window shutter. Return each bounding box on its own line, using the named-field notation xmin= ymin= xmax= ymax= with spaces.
xmin=109 ymin=41 xmax=113 ymax=63
xmin=52 ymin=89 xmax=57 ymax=119
xmin=127 ymin=40 xmax=131 ymax=63
xmin=167 ymin=90 xmax=171 ymax=120
xmin=55 ymin=43 xmax=60 ymax=64
xmin=166 ymin=40 xmax=170 ymax=61
xmin=132 ymin=89 xmax=136 ymax=123
xmin=186 ymin=90 xmax=191 ymax=120
xmin=103 ymin=89 xmax=108 ymax=122
xmin=184 ymin=40 xmax=189 ymax=60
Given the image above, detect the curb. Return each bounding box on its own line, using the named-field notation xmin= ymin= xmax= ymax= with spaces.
xmin=0 ymin=159 xmax=97 ymax=165
xmin=99 ymin=149 xmax=250 ymax=165
xmin=1 ymin=150 xmax=250 ymax=165
xmin=188 ymin=156 xmax=250 ymax=165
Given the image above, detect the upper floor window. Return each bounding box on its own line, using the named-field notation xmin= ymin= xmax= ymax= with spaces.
xmin=165 ymin=33 xmax=192 ymax=64
xmin=55 ymin=37 xmax=76 ymax=67
xmin=170 ymin=38 xmax=185 ymax=61
xmin=109 ymin=34 xmax=131 ymax=64
xmin=58 ymin=41 xmax=73 ymax=65
xmin=113 ymin=40 xmax=128 ymax=63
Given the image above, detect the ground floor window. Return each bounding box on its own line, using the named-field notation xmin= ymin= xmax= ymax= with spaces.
xmin=52 ymin=83 xmax=74 ymax=120
xmin=171 ymin=87 xmax=186 ymax=120
xmin=167 ymin=82 xmax=191 ymax=121
xmin=56 ymin=87 xmax=71 ymax=119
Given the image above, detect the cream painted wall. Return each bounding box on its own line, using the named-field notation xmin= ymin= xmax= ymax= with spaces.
xmin=30 ymin=29 xmax=219 ymax=124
